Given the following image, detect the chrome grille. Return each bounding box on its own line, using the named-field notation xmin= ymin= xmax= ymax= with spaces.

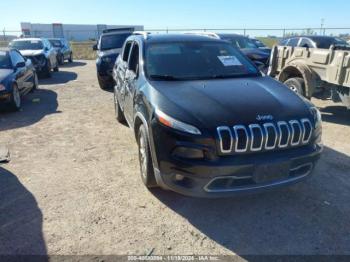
xmin=217 ymin=119 xmax=313 ymax=154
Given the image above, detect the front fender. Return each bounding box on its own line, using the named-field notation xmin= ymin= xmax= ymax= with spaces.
xmin=278 ymin=63 xmax=317 ymax=98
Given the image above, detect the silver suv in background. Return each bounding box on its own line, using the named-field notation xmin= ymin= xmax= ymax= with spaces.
xmin=49 ymin=38 xmax=73 ymax=65
xmin=9 ymin=38 xmax=59 ymax=78
xmin=279 ymin=35 xmax=350 ymax=49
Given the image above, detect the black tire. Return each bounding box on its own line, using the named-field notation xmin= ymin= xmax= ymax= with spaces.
xmin=43 ymin=60 xmax=51 ymax=78
xmin=68 ymin=53 xmax=73 ymax=63
xmin=97 ymin=75 xmax=113 ymax=90
xmin=113 ymin=88 xmax=126 ymax=123
xmin=284 ymin=77 xmax=306 ymax=97
xmin=137 ymin=125 xmax=158 ymax=188
xmin=9 ymin=84 xmax=21 ymax=111
xmin=58 ymin=54 xmax=64 ymax=65
xmin=53 ymin=63 xmax=59 ymax=72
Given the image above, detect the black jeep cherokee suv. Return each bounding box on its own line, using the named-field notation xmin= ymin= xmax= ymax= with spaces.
xmin=113 ymin=34 xmax=323 ymax=198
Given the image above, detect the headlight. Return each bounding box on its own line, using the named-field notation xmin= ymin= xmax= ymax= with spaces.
xmin=155 ymin=109 xmax=201 ymax=135
xmin=101 ymin=56 xmax=112 ymax=63
xmin=0 ymin=84 xmax=6 ymax=91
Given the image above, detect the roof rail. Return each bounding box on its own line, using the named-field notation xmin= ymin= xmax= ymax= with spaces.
xmin=102 ymin=27 xmax=135 ymax=34
xmin=133 ymin=31 xmax=150 ymax=39
xmin=183 ymin=31 xmax=220 ymax=39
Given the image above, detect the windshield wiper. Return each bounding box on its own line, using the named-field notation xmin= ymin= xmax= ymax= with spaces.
xmin=149 ymin=74 xmax=183 ymax=81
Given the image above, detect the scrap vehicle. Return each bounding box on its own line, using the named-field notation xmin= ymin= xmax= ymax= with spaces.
xmin=93 ymin=28 xmax=136 ymax=90
xmin=0 ymin=48 xmax=38 ymax=111
xmin=9 ymin=38 xmax=59 ymax=78
xmin=186 ymin=32 xmax=271 ymax=69
xmin=268 ymin=35 xmax=350 ymax=109
xmin=250 ymin=38 xmax=272 ymax=53
xmin=48 ymin=38 xmax=73 ymax=65
xmin=112 ymin=33 xmax=323 ymax=198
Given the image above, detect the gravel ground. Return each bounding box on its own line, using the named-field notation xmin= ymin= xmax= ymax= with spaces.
xmin=0 ymin=60 xmax=350 ymax=257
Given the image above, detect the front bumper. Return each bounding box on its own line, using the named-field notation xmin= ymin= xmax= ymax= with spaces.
xmin=151 ymin=121 xmax=323 ymax=198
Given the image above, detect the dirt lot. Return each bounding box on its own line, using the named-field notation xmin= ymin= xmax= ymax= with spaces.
xmin=0 ymin=60 xmax=350 ymax=257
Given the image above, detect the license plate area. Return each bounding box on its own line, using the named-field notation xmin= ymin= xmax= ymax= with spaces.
xmin=253 ymin=162 xmax=290 ymax=184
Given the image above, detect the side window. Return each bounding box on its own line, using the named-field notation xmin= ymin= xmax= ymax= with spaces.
xmin=122 ymin=42 xmax=132 ymax=62
xmin=10 ymin=50 xmax=25 ymax=66
xmin=299 ymin=38 xmax=313 ymax=48
xmin=288 ymin=38 xmax=300 ymax=47
xmin=128 ymin=43 xmax=139 ymax=75
xmin=279 ymin=39 xmax=288 ymax=46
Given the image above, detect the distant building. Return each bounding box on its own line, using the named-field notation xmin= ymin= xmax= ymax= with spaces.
xmin=20 ymin=22 xmax=144 ymax=41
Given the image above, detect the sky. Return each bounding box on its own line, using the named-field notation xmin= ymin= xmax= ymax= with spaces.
xmin=2 ymin=0 xmax=350 ymax=35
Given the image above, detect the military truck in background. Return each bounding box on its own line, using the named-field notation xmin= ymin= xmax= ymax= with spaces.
xmin=268 ymin=39 xmax=350 ymax=109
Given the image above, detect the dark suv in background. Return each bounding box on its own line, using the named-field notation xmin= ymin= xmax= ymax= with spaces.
xmin=49 ymin=38 xmax=73 ymax=65
xmin=113 ymin=34 xmax=323 ymax=198
xmin=279 ymin=35 xmax=350 ymax=49
xmin=93 ymin=28 xmax=135 ymax=90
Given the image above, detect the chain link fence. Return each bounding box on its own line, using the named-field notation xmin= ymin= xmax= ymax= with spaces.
xmin=1 ymin=27 xmax=350 ymax=59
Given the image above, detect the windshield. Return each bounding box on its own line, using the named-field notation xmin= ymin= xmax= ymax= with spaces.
xmin=49 ymin=39 xmax=63 ymax=47
xmin=100 ymin=33 xmax=131 ymax=51
xmin=10 ymin=40 xmax=44 ymax=50
xmin=221 ymin=36 xmax=258 ymax=49
xmin=311 ymin=37 xmax=350 ymax=49
xmin=0 ymin=52 xmax=11 ymax=69
xmin=145 ymin=41 xmax=259 ymax=80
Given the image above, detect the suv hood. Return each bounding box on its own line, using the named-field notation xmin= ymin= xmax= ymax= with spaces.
xmin=150 ymin=76 xmax=311 ymax=129
xmin=19 ymin=50 xmax=44 ymax=57
xmin=0 ymin=69 xmax=13 ymax=83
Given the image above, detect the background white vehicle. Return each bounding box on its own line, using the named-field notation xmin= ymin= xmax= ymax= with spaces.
xmin=9 ymin=38 xmax=59 ymax=78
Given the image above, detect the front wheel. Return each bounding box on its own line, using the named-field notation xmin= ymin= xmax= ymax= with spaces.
xmin=30 ymin=72 xmax=38 ymax=92
xmin=137 ymin=125 xmax=158 ymax=188
xmin=43 ymin=60 xmax=51 ymax=78
xmin=9 ymin=84 xmax=21 ymax=111
xmin=284 ymin=77 xmax=305 ymax=97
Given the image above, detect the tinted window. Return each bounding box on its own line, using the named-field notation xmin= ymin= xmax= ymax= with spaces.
xmin=145 ymin=41 xmax=259 ymax=80
xmin=279 ymin=39 xmax=288 ymax=46
xmin=10 ymin=50 xmax=25 ymax=65
xmin=310 ymin=37 xmax=350 ymax=49
xmin=221 ymin=36 xmax=257 ymax=49
xmin=122 ymin=42 xmax=133 ymax=62
xmin=100 ymin=33 xmax=131 ymax=51
xmin=287 ymin=38 xmax=300 ymax=47
xmin=49 ymin=39 xmax=63 ymax=47
xmin=0 ymin=51 xmax=11 ymax=69
xmin=252 ymin=39 xmax=265 ymax=48
xmin=10 ymin=40 xmax=44 ymax=50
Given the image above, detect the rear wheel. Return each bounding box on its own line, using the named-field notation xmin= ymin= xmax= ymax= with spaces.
xmin=137 ymin=125 xmax=158 ymax=188
xmin=97 ymin=75 xmax=113 ymax=90
xmin=9 ymin=84 xmax=21 ymax=111
xmin=58 ymin=54 xmax=64 ymax=65
xmin=284 ymin=77 xmax=305 ymax=97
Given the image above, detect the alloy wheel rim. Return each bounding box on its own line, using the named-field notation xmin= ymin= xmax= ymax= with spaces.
xmin=13 ymin=86 xmax=20 ymax=107
xmin=139 ymin=135 xmax=147 ymax=179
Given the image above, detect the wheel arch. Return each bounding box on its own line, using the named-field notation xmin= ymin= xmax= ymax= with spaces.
xmin=278 ymin=63 xmax=317 ymax=98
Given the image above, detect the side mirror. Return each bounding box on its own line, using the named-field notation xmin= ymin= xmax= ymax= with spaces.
xmin=15 ymin=62 xmax=26 ymax=68
xmin=93 ymin=44 xmax=98 ymax=51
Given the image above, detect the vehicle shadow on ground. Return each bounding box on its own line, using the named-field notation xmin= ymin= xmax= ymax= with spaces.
xmin=152 ymin=146 xmax=350 ymax=255
xmin=0 ymin=89 xmax=59 ymax=132
xmin=60 ymin=61 xmax=87 ymax=68
xmin=319 ymin=106 xmax=350 ymax=126
xmin=39 ymin=71 xmax=78 ymax=85
xmin=0 ymin=166 xmax=47 ymax=256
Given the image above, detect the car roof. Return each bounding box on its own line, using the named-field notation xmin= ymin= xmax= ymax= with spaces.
xmin=134 ymin=34 xmax=225 ymax=44
xmin=217 ymin=33 xmax=246 ymax=38
xmin=0 ymin=48 xmax=10 ymax=52
xmin=12 ymin=38 xmax=43 ymax=42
